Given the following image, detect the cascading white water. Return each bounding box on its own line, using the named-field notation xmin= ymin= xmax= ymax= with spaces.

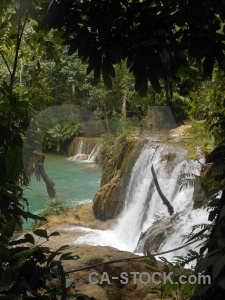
xmin=111 ymin=142 xmax=203 ymax=250
xmin=154 ymin=209 xmax=209 ymax=262
xmin=68 ymin=140 xmax=100 ymax=162
xmin=87 ymin=144 xmax=101 ymax=162
xmin=68 ymin=141 xmax=85 ymax=161
xmin=73 ymin=141 xmax=209 ymax=258
xmin=77 ymin=140 xmax=84 ymax=154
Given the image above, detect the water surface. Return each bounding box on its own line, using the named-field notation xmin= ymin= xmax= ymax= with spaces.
xmin=23 ymin=154 xmax=102 ymax=230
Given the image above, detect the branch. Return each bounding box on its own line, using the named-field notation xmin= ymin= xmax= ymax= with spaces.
xmin=0 ymin=51 xmax=12 ymax=76
xmin=196 ymin=159 xmax=204 ymax=168
xmin=66 ymin=240 xmax=197 ymax=274
xmin=10 ymin=12 xmax=28 ymax=96
xmin=151 ymin=165 xmax=174 ymax=215
xmin=38 ymin=162 xmax=57 ymax=198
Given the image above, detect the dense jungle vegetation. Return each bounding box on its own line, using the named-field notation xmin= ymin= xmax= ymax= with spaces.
xmin=0 ymin=0 xmax=225 ymax=299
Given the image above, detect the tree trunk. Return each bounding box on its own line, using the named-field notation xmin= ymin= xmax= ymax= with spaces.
xmin=19 ymin=59 xmax=23 ymax=85
xmin=38 ymin=162 xmax=57 ymax=198
xmin=72 ymin=83 xmax=75 ymax=104
xmin=103 ymin=104 xmax=111 ymax=132
xmin=121 ymin=89 xmax=127 ymax=117
xmin=151 ymin=165 xmax=174 ymax=215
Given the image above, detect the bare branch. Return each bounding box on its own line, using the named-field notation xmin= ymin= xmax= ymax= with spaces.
xmin=10 ymin=12 xmax=29 ymax=97
xmin=0 ymin=51 xmax=12 ymax=76
xmin=66 ymin=240 xmax=197 ymax=274
xmin=151 ymin=165 xmax=174 ymax=215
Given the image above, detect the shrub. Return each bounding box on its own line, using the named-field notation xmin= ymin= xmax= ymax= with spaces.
xmin=37 ymin=197 xmax=70 ymax=218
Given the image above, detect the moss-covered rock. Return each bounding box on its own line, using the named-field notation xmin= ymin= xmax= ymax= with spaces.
xmin=92 ymin=170 xmax=122 ymax=220
xmin=93 ymin=135 xmax=147 ymax=220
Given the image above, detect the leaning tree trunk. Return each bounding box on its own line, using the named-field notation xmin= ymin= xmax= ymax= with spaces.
xmin=38 ymin=162 xmax=57 ymax=198
xmin=151 ymin=165 xmax=174 ymax=215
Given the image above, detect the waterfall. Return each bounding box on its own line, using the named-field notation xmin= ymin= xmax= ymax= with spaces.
xmin=68 ymin=141 xmax=86 ymax=161
xmin=68 ymin=138 xmax=100 ymax=162
xmin=111 ymin=142 xmax=203 ymax=249
xmin=74 ymin=141 xmax=209 ymax=259
xmin=77 ymin=140 xmax=84 ymax=154
xmin=87 ymin=144 xmax=101 ymax=162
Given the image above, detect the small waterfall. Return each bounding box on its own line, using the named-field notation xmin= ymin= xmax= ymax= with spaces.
xmin=68 ymin=141 xmax=86 ymax=161
xmin=68 ymin=138 xmax=100 ymax=162
xmin=87 ymin=144 xmax=101 ymax=162
xmin=74 ymin=141 xmax=209 ymax=258
xmin=77 ymin=140 xmax=84 ymax=154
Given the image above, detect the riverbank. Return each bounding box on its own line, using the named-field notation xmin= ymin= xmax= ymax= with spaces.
xmin=30 ymin=202 xmax=164 ymax=300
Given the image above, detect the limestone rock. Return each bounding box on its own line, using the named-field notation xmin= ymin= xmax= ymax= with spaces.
xmin=84 ymin=164 xmax=100 ymax=170
xmin=93 ymin=136 xmax=147 ymax=220
xmin=135 ymin=213 xmax=181 ymax=254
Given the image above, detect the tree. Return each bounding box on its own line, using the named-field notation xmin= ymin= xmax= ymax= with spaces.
xmin=41 ymin=0 xmax=225 ymax=96
xmin=0 ymin=2 xmax=96 ymax=298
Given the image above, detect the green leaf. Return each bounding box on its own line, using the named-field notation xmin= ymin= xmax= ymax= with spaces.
xmin=148 ymin=74 xmax=161 ymax=93
xmin=60 ymin=252 xmax=79 ymax=261
xmin=34 ymin=81 xmax=46 ymax=92
xmin=102 ymin=63 xmax=112 ymax=89
xmin=24 ymin=233 xmax=35 ymax=245
xmin=57 ymin=245 xmax=70 ymax=252
xmin=103 ymin=59 xmax=115 ymax=78
xmin=161 ymin=48 xmax=171 ymax=69
xmin=135 ymin=74 xmax=148 ymax=97
xmin=47 ymin=251 xmax=59 ymax=265
xmin=93 ymin=65 xmax=101 ymax=85
xmin=16 ymin=208 xmax=45 ymax=221
xmin=49 ymin=231 xmax=60 ymax=237
xmin=9 ymin=248 xmax=38 ymax=260
xmin=9 ymin=238 xmax=27 ymax=246
xmin=57 ymin=262 xmax=67 ymax=300
xmin=33 ymin=229 xmax=48 ymax=239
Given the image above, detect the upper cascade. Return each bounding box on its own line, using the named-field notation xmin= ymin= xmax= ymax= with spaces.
xmin=68 ymin=137 xmax=101 ymax=162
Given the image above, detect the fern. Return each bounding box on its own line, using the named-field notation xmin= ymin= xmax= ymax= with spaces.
xmin=178 ymin=173 xmax=200 ymax=190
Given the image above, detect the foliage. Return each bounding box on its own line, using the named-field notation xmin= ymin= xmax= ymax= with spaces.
xmin=114 ymin=117 xmax=137 ymax=136
xmin=185 ymin=120 xmax=215 ymax=158
xmin=0 ymin=2 xmax=94 ymax=299
xmin=99 ymin=133 xmax=115 ymax=164
xmin=146 ymin=251 xmax=201 ymax=300
xmin=186 ymin=67 xmax=225 ymax=154
xmin=42 ymin=0 xmax=225 ymax=97
xmin=0 ymin=229 xmax=85 ymax=299
xmin=37 ymin=197 xmax=70 ymax=218
xmin=43 ymin=120 xmax=84 ymax=153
